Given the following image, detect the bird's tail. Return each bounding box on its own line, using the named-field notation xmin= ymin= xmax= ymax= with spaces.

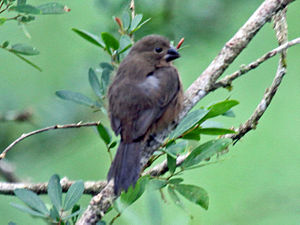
xmin=107 ymin=142 xmax=141 ymax=195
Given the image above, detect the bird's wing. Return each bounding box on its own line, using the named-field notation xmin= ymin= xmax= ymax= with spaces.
xmin=109 ymin=66 xmax=180 ymax=142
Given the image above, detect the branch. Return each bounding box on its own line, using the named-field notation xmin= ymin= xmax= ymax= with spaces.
xmin=0 ymin=177 xmax=107 ymax=196
xmin=77 ymin=0 xmax=296 ymax=224
xmin=0 ymin=121 xmax=101 ymax=160
xmin=0 ymin=160 xmax=19 ymax=183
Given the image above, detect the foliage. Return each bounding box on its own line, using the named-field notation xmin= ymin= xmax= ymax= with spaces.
xmin=11 ymin=175 xmax=84 ymax=224
xmin=0 ymin=0 xmax=70 ymax=71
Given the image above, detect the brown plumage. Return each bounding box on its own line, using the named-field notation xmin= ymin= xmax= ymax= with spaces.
xmin=107 ymin=35 xmax=183 ymax=194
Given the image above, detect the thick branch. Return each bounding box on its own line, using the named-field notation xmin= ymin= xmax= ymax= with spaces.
xmin=77 ymin=0 xmax=296 ymax=224
xmin=0 ymin=177 xmax=107 ymax=196
xmin=0 ymin=121 xmax=101 ymax=160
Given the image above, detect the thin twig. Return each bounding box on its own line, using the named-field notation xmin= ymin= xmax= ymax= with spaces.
xmin=130 ymin=0 xmax=135 ymax=19
xmin=0 ymin=121 xmax=101 ymax=160
xmin=0 ymin=2 xmax=10 ymax=14
xmin=215 ymin=37 xmax=300 ymax=89
xmin=0 ymin=177 xmax=107 ymax=196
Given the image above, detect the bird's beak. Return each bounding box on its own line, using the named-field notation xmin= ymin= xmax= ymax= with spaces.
xmin=165 ymin=47 xmax=180 ymax=62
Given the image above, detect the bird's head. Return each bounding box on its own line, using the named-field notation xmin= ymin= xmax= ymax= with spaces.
xmin=128 ymin=35 xmax=180 ymax=67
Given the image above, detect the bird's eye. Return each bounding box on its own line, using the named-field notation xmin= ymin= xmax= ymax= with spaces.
xmin=155 ymin=47 xmax=163 ymax=53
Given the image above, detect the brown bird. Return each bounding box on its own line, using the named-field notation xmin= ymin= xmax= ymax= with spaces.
xmin=107 ymin=35 xmax=183 ymax=194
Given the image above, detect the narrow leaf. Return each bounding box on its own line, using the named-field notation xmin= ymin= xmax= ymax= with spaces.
xmin=132 ymin=18 xmax=151 ymax=33
xmin=222 ymin=109 xmax=235 ymax=117
xmin=72 ymin=28 xmax=104 ymax=48
xmin=55 ymin=90 xmax=96 ymax=107
xmin=197 ymin=128 xmax=235 ymax=135
xmin=165 ymin=141 xmax=188 ymax=155
xmin=10 ymin=203 xmax=47 ymax=217
xmin=167 ymin=154 xmax=176 ymax=174
xmin=169 ymin=109 xmax=208 ymax=139
xmin=122 ymin=11 xmax=130 ymax=30
xmin=97 ymin=123 xmax=111 ymax=145
xmin=99 ymin=62 xmax=114 ymax=71
xmin=130 ymin=14 xmax=143 ymax=31
xmin=49 ymin=206 xmax=60 ymax=221
xmin=14 ymin=189 xmax=49 ymax=215
xmin=88 ymin=68 xmax=103 ymax=98
xmin=119 ymin=35 xmax=132 ymax=54
xmin=101 ymin=69 xmax=111 ymax=93
xmin=9 ymin=4 xmax=41 ymax=14
xmin=11 ymin=43 xmax=39 ymax=55
xmin=182 ymin=139 xmax=231 ymax=168
xmin=168 ymin=178 xmax=184 ymax=185
xmin=48 ymin=174 xmax=62 ymax=212
xmin=63 ymin=180 xmax=84 ymax=211
xmin=147 ymin=179 xmax=168 ymax=191
xmin=168 ymin=186 xmax=185 ymax=210
xmin=12 ymin=53 xmax=42 ymax=71
xmin=37 ymin=2 xmax=69 ymax=14
xmin=174 ymin=184 xmax=209 ymax=210
xmin=202 ymin=100 xmax=239 ymax=121
xmin=101 ymin=32 xmax=119 ymax=50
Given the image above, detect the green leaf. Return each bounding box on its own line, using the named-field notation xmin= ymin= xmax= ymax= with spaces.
xmin=71 ymin=205 xmax=81 ymax=224
xmin=10 ymin=203 xmax=47 ymax=218
xmin=181 ymin=131 xmax=200 ymax=141
xmin=202 ymin=100 xmax=239 ymax=121
xmin=131 ymin=18 xmax=151 ymax=33
xmin=121 ymin=11 xmax=130 ymax=30
xmin=72 ymin=28 xmax=104 ymax=48
xmin=97 ymin=123 xmax=111 ymax=145
xmin=88 ymin=68 xmax=103 ymax=98
xmin=168 ymin=186 xmax=185 ymax=210
xmin=17 ymin=0 xmax=26 ymax=5
xmin=222 ymin=109 xmax=235 ymax=117
xmin=165 ymin=141 xmax=188 ymax=155
xmin=55 ymin=90 xmax=96 ymax=107
xmin=197 ymin=128 xmax=235 ymax=135
xmin=169 ymin=109 xmax=208 ymax=139
xmin=62 ymin=207 xmax=82 ymax=220
xmin=116 ymin=176 xmax=149 ymax=213
xmin=182 ymin=139 xmax=231 ymax=168
xmin=48 ymin=174 xmax=62 ymax=212
xmin=8 ymin=222 xmax=17 ymax=225
xmin=49 ymin=206 xmax=60 ymax=221
xmin=168 ymin=178 xmax=184 ymax=185
xmin=119 ymin=35 xmax=132 ymax=54
xmin=129 ymin=14 xmax=143 ymax=31
xmin=11 ymin=53 xmax=42 ymax=71
xmin=147 ymin=179 xmax=168 ymax=191
xmin=2 ymin=41 xmax=9 ymax=48
xmin=99 ymin=62 xmax=114 ymax=71
xmin=109 ymin=141 xmax=117 ymax=149
xmin=101 ymin=69 xmax=111 ymax=93
xmin=19 ymin=15 xmax=35 ymax=23
xmin=167 ymin=154 xmax=176 ymax=174
xmin=101 ymin=32 xmax=119 ymax=52
xmin=174 ymin=184 xmax=209 ymax=210
xmin=13 ymin=189 xmax=49 ymax=215
xmin=37 ymin=2 xmax=68 ymax=14
xmin=9 ymin=4 xmax=41 ymax=14
xmin=0 ymin=18 xmax=6 ymax=26
xmin=11 ymin=43 xmax=39 ymax=56
xmin=96 ymin=221 xmax=106 ymax=225
xmin=63 ymin=180 xmax=84 ymax=211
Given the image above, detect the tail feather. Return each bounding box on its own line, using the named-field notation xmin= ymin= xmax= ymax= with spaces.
xmin=107 ymin=142 xmax=141 ymax=195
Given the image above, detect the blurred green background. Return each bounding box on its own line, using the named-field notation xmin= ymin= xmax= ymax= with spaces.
xmin=1 ymin=0 xmax=300 ymax=224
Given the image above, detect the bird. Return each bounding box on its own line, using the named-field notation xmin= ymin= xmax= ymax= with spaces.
xmin=107 ymin=35 xmax=183 ymax=195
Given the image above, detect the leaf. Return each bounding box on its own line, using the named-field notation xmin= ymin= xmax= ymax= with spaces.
xmin=129 ymin=14 xmax=143 ymax=31
xmin=12 ymin=53 xmax=42 ymax=71
xmin=147 ymin=179 xmax=168 ymax=191
xmin=63 ymin=180 xmax=84 ymax=211
xmin=181 ymin=131 xmax=200 ymax=141
xmin=202 ymin=100 xmax=239 ymax=121
xmin=48 ymin=174 xmax=62 ymax=212
xmin=101 ymin=32 xmax=119 ymax=51
xmin=197 ymin=128 xmax=235 ymax=135
xmin=116 ymin=176 xmax=149 ymax=213
xmin=96 ymin=221 xmax=107 ymax=225
xmin=14 ymin=189 xmax=49 ymax=215
xmin=62 ymin=207 xmax=82 ymax=220
xmin=109 ymin=141 xmax=117 ymax=149
xmin=97 ymin=123 xmax=112 ymax=145
xmin=0 ymin=18 xmax=6 ymax=26
xmin=168 ymin=186 xmax=185 ymax=210
xmin=167 ymin=154 xmax=176 ymax=174
xmin=101 ymin=69 xmax=111 ymax=93
xmin=118 ymin=35 xmax=132 ymax=54
xmin=1 ymin=41 xmax=9 ymax=48
xmin=121 ymin=11 xmax=130 ymax=30
xmin=222 ymin=109 xmax=235 ymax=117
xmin=182 ymin=139 xmax=231 ymax=168
xmin=71 ymin=205 xmax=81 ymax=223
xmin=9 ymin=4 xmax=41 ymax=14
xmin=88 ymin=68 xmax=103 ymax=98
xmin=165 ymin=141 xmax=188 ymax=155
xmin=55 ymin=90 xmax=96 ymax=107
xmin=174 ymin=184 xmax=209 ymax=210
xmin=10 ymin=203 xmax=47 ymax=218
xmin=72 ymin=28 xmax=104 ymax=48
xmin=169 ymin=109 xmax=208 ymax=139
xmin=99 ymin=62 xmax=114 ymax=71
xmin=131 ymin=18 xmax=151 ymax=33
xmin=8 ymin=222 xmax=17 ymax=225
xmin=37 ymin=2 xmax=68 ymax=14
xmin=17 ymin=0 xmax=26 ymax=5
xmin=11 ymin=43 xmax=39 ymax=56
xmin=49 ymin=206 xmax=60 ymax=221
xmin=168 ymin=178 xmax=184 ymax=185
